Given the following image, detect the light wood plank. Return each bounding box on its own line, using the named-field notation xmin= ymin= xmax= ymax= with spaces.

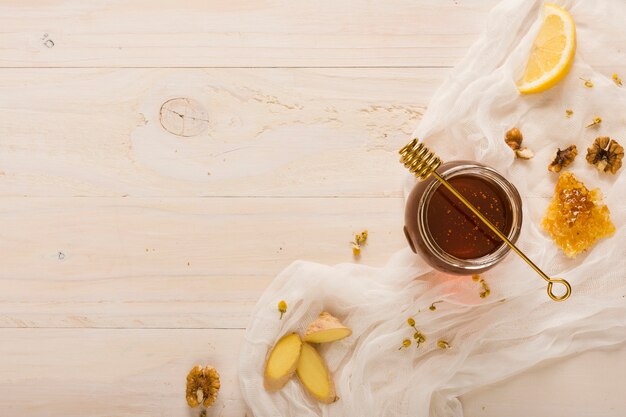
xmin=0 ymin=0 xmax=496 ymax=68
xmin=0 ymin=197 xmax=405 ymax=328
xmin=0 ymin=68 xmax=442 ymax=197
xmin=0 ymin=328 xmax=248 ymax=417
xmin=0 ymin=275 xmax=269 ymax=330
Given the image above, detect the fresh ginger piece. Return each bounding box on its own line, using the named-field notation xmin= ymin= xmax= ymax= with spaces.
xmin=303 ymin=312 xmax=352 ymax=344
xmin=296 ymin=343 xmax=338 ymax=403
xmin=263 ymin=332 xmax=302 ymax=392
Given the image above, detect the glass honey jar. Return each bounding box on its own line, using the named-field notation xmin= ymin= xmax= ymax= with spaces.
xmin=403 ymin=161 xmax=522 ymax=275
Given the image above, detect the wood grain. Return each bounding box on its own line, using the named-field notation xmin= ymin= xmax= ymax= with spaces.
xmin=0 ymin=0 xmax=497 ymax=68
xmin=0 ymin=197 xmax=405 ymax=329
xmin=0 ymin=69 xmax=438 ymax=197
xmin=0 ymin=67 xmax=442 ymax=197
xmin=0 ymin=328 xmax=248 ymax=417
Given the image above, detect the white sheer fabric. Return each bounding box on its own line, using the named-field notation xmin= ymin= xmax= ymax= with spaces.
xmin=239 ymin=1 xmax=626 ymax=415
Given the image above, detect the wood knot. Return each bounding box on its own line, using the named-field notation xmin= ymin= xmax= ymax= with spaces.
xmin=159 ymin=98 xmax=209 ymax=137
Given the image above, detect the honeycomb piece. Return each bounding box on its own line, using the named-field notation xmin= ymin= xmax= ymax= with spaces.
xmin=542 ymin=171 xmax=615 ymax=258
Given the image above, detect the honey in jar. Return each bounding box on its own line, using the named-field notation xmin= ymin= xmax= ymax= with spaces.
xmin=404 ymin=161 xmax=522 ymax=274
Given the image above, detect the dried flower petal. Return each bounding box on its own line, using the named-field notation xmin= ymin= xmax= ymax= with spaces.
xmin=354 ymin=230 xmax=368 ymax=246
xmin=186 ymin=365 xmax=221 ymax=408
xmin=613 ymin=73 xmax=622 ymax=86
xmin=277 ymin=300 xmax=287 ymax=320
xmin=437 ymin=340 xmax=451 ymax=349
xmin=351 ymin=230 xmax=368 ymax=257
xmin=565 ymin=109 xmax=573 ymax=118
xmin=586 ymin=137 xmax=624 ymax=174
xmin=586 ymin=117 xmax=602 ymax=128
xmin=429 ymin=301 xmax=443 ymax=311
xmin=413 ymin=331 xmax=426 ymax=347
xmin=548 ymin=145 xmax=578 ymax=173
xmin=476 ymin=277 xmax=491 ymax=298
xmin=580 ymin=77 xmax=593 ymax=88
xmin=399 ymin=338 xmax=412 ymax=350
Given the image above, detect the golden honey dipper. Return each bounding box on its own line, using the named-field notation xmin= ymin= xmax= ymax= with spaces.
xmin=400 ymin=138 xmax=571 ymax=301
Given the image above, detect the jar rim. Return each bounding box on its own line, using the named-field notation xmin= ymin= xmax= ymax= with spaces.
xmin=416 ymin=162 xmax=522 ymax=272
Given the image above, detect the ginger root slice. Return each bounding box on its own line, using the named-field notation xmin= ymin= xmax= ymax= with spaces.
xmin=303 ymin=312 xmax=352 ymax=344
xmin=296 ymin=343 xmax=338 ymax=404
xmin=263 ymin=332 xmax=303 ymax=392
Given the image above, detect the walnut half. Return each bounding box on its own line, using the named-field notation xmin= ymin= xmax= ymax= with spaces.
xmin=186 ymin=365 xmax=221 ymax=408
xmin=548 ymin=145 xmax=578 ymax=173
xmin=504 ymin=128 xmax=534 ymax=159
xmin=586 ymin=137 xmax=623 ymax=174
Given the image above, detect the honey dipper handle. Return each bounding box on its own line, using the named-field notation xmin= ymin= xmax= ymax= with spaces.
xmin=431 ymin=172 xmax=571 ymax=302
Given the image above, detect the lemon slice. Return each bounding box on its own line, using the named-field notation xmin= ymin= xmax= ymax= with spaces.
xmin=518 ymin=3 xmax=576 ymax=94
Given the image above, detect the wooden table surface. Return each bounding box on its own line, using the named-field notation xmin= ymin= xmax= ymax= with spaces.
xmin=1 ymin=1 xmax=624 ymax=416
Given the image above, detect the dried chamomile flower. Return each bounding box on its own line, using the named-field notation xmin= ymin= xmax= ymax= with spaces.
xmin=471 ymin=277 xmax=494 ymax=298
xmin=504 ymin=128 xmax=534 ymax=159
xmin=473 ymin=275 xmax=491 ymax=298
xmin=565 ymin=109 xmax=573 ymax=118
xmin=399 ymin=338 xmax=412 ymax=350
xmin=351 ymin=230 xmax=368 ymax=257
xmin=277 ymin=300 xmax=287 ymax=320
xmin=186 ymin=365 xmax=221 ymax=408
xmin=613 ymin=73 xmax=622 ymax=86
xmin=429 ymin=301 xmax=443 ymax=311
xmin=413 ymin=331 xmax=426 ymax=347
xmin=479 ymin=281 xmax=491 ymax=298
xmin=407 ymin=317 xmax=420 ymax=338
xmin=548 ymin=145 xmax=578 ymax=173
xmin=437 ymin=340 xmax=451 ymax=350
xmin=355 ymin=230 xmax=368 ymax=245
xmin=580 ymin=77 xmax=594 ymax=88
xmin=586 ymin=117 xmax=602 ymax=128
xmin=586 ymin=137 xmax=623 ymax=174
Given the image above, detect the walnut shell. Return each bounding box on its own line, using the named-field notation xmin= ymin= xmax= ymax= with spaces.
xmin=186 ymin=365 xmax=221 ymax=408
xmin=586 ymin=137 xmax=623 ymax=174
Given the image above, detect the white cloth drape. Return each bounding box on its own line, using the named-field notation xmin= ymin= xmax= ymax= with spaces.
xmin=239 ymin=1 xmax=626 ymax=415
